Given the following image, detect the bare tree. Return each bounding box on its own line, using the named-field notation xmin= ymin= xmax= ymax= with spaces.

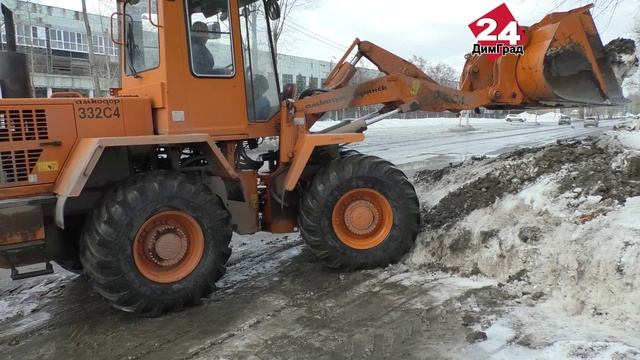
xmin=408 ymin=55 xmax=429 ymax=73
xmin=81 ymin=0 xmax=100 ymax=97
xmin=628 ymin=18 xmax=640 ymax=89
xmin=550 ymin=0 xmax=624 ymax=14
xmin=629 ymin=93 xmax=640 ymax=113
xmin=96 ymin=0 xmax=119 ymax=89
xmin=409 ymin=55 xmax=459 ymax=88
xmin=427 ymin=62 xmax=458 ymax=88
xmin=270 ymin=0 xmax=316 ymax=54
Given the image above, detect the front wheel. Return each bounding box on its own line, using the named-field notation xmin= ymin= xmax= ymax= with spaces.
xmin=299 ymin=155 xmax=420 ymax=269
xmin=80 ymin=171 xmax=232 ymax=316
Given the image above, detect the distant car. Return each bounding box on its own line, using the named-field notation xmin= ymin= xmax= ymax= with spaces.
xmin=584 ymin=116 xmax=600 ymax=128
xmin=558 ymin=115 xmax=572 ymax=125
xmin=506 ymin=114 xmax=526 ymax=122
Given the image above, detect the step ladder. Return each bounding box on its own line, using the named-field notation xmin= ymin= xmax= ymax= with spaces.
xmin=1 ymin=242 xmax=54 ymax=280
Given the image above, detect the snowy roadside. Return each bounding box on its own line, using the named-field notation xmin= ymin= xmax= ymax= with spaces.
xmin=0 ymin=123 xmax=638 ymax=359
xmin=407 ymin=129 xmax=640 ymax=359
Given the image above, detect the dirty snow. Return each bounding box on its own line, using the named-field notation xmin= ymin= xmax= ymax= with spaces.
xmin=618 ymin=131 xmax=640 ymax=150
xmin=0 ymin=274 xmax=74 ymax=340
xmin=0 ymin=299 xmax=38 ymax=323
xmin=0 ymin=119 xmax=633 ymax=359
xmin=0 ymin=277 xmax=65 ymax=322
xmin=408 ymin=129 xmax=640 ymax=358
xmin=463 ymin=299 xmax=640 ymax=359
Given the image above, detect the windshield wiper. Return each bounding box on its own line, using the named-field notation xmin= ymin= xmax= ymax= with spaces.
xmin=125 ymin=17 xmax=140 ymax=78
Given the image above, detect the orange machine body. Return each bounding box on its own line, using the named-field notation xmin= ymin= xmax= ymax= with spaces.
xmin=117 ymin=0 xmax=278 ymax=140
xmin=0 ymin=96 xmax=152 ymax=199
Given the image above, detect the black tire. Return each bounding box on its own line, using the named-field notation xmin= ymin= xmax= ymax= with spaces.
xmin=55 ymin=259 xmax=83 ymax=274
xmin=80 ymin=171 xmax=232 ymax=316
xmin=299 ymin=154 xmax=419 ymax=269
xmin=339 ymin=147 xmax=360 ymax=158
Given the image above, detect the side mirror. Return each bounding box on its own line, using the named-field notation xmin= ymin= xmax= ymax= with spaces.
xmin=282 ymin=83 xmax=297 ymax=100
xmin=266 ymin=0 xmax=281 ymax=20
xmin=208 ymin=22 xmax=221 ymax=40
xmin=110 ymin=12 xmax=124 ymax=46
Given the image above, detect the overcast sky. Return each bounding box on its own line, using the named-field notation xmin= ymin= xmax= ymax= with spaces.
xmin=30 ymin=0 xmax=640 ymax=73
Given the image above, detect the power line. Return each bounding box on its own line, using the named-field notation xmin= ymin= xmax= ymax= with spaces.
xmin=285 ymin=22 xmax=345 ymax=50
xmin=283 ymin=24 xmax=344 ymax=52
xmin=280 ymin=33 xmax=344 ymax=58
xmin=287 ymin=19 xmax=347 ymax=49
xmin=283 ymin=22 xmax=346 ymax=52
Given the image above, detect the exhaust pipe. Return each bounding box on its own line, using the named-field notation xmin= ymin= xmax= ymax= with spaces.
xmin=0 ymin=3 xmax=32 ymax=98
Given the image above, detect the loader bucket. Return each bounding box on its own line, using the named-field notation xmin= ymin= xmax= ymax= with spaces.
xmin=516 ymin=5 xmax=627 ymax=106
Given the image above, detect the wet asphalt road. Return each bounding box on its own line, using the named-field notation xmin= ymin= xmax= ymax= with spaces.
xmin=0 ymin=119 xmax=624 ymax=359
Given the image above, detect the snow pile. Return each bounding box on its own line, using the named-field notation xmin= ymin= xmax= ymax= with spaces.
xmin=462 ymin=297 xmax=640 ymax=359
xmin=618 ymin=131 xmax=640 ymax=150
xmin=408 ymin=131 xmax=640 ymax=332
xmin=474 ymin=318 xmax=639 ymax=359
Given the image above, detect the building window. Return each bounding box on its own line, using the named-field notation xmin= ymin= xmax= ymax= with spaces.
xmin=16 ymin=24 xmax=46 ymax=48
xmin=320 ymin=78 xmax=326 ymax=88
xmin=92 ymin=34 xmax=119 ymax=56
xmin=296 ymin=74 xmax=306 ymax=90
xmin=105 ymin=36 xmax=118 ymax=56
xmin=50 ymin=29 xmax=62 ymax=49
xmin=50 ymin=29 xmax=88 ymax=52
xmin=16 ymin=24 xmax=28 ymax=45
xmin=63 ymin=31 xmax=73 ymax=50
xmin=34 ymin=87 xmax=48 ymax=98
xmin=282 ymin=74 xmax=293 ymax=85
xmin=2 ymin=24 xmax=117 ymax=57
xmin=92 ymin=35 xmax=105 ymax=54
xmin=309 ymin=76 xmax=318 ymax=89
xmin=76 ymin=33 xmax=88 ymax=52
xmin=31 ymin=26 xmax=47 ymax=48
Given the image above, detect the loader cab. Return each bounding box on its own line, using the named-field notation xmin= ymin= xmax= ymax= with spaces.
xmin=117 ymin=0 xmax=281 ymax=136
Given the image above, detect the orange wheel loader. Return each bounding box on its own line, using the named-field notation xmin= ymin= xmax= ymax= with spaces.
xmin=0 ymin=0 xmax=633 ymax=315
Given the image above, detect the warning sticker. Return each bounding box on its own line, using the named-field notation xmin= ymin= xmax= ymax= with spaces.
xmin=37 ymin=161 xmax=59 ymax=172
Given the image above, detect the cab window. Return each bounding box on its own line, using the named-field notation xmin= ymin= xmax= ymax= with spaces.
xmin=186 ymin=0 xmax=235 ymax=77
xmin=124 ymin=0 xmax=160 ymax=75
xmin=239 ymin=1 xmax=280 ymax=122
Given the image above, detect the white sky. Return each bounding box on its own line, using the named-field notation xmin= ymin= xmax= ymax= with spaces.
xmin=28 ymin=0 xmax=640 ymax=73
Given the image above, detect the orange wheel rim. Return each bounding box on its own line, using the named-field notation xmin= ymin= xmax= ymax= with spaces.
xmin=133 ymin=211 xmax=204 ymax=284
xmin=332 ymin=188 xmax=393 ymax=250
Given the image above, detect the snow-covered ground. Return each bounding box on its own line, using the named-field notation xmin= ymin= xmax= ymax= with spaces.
xmin=0 ymin=118 xmax=636 ymax=359
xmin=410 ymin=130 xmax=640 ymax=359
xmin=311 ymin=115 xmax=621 ymax=174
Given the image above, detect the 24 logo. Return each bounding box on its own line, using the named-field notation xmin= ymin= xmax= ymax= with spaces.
xmin=469 ymin=3 xmax=527 ymax=60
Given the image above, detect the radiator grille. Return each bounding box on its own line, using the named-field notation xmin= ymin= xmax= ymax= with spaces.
xmin=0 ymin=149 xmax=42 ymax=184
xmin=0 ymin=109 xmax=48 ymax=142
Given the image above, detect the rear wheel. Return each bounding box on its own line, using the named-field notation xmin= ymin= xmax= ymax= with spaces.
xmin=55 ymin=258 xmax=83 ymax=274
xmin=299 ymin=154 xmax=419 ymax=269
xmin=339 ymin=147 xmax=360 ymax=158
xmin=80 ymin=171 xmax=232 ymax=316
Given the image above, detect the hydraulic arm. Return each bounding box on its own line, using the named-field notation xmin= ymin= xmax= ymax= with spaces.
xmin=293 ymin=5 xmax=634 ymax=134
